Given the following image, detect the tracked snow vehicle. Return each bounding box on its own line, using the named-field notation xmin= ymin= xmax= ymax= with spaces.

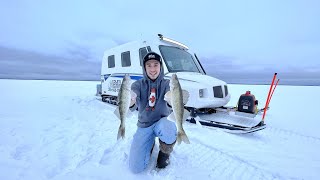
xmin=99 ymin=34 xmax=273 ymax=133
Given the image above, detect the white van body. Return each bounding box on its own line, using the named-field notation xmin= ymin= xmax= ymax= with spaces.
xmin=99 ymin=34 xmax=268 ymax=133
xmin=100 ymin=34 xmax=231 ymax=109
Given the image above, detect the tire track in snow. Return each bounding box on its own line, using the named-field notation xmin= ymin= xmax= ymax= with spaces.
xmin=262 ymin=126 xmax=320 ymax=142
xmin=181 ymin=121 xmax=319 ymax=180
xmin=173 ymin=138 xmax=283 ymax=180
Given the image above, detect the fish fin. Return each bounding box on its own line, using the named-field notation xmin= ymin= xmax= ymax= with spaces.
xmin=117 ymin=125 xmax=125 ymax=140
xmin=177 ymin=137 xmax=181 ymax=145
xmin=182 ymin=109 xmax=190 ymax=123
xmin=164 ymin=91 xmax=172 ymax=101
xmin=177 ymin=129 xmax=190 ymax=145
xmin=167 ymin=112 xmax=176 ymax=121
xmin=114 ymin=107 xmax=120 ymax=119
xmin=182 ymin=90 xmax=189 ymax=105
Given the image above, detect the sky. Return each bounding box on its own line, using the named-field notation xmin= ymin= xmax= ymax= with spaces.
xmin=0 ymin=0 xmax=320 ymax=84
xmin=1 ymin=79 xmax=320 ymax=179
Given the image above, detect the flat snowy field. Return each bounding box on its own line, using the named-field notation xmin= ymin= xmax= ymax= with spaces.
xmin=1 ymin=79 xmax=319 ymax=180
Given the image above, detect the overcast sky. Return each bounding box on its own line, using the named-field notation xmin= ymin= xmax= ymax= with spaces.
xmin=1 ymin=0 xmax=319 ymax=84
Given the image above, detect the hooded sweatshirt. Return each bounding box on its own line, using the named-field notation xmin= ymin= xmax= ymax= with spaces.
xmin=131 ymin=60 xmax=170 ymax=128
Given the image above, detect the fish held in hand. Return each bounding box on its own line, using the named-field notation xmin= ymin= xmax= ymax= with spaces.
xmin=167 ymin=73 xmax=190 ymax=145
xmin=114 ymin=74 xmax=132 ymax=140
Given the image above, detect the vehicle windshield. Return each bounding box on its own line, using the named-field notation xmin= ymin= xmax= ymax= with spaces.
xmin=159 ymin=45 xmax=201 ymax=73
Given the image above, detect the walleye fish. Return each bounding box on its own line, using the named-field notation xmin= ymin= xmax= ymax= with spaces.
xmin=167 ymin=73 xmax=190 ymax=144
xmin=114 ymin=74 xmax=132 ymax=140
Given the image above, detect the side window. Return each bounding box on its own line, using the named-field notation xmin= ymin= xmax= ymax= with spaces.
xmin=139 ymin=46 xmax=152 ymax=66
xmin=108 ymin=55 xmax=115 ymax=68
xmin=121 ymin=51 xmax=131 ymax=67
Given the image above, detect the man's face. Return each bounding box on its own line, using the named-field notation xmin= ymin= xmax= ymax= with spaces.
xmin=145 ymin=60 xmax=161 ymax=80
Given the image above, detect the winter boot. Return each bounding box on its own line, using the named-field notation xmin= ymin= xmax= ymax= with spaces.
xmin=156 ymin=140 xmax=175 ymax=169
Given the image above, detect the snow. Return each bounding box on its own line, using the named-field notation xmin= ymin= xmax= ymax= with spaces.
xmin=1 ymin=79 xmax=320 ymax=180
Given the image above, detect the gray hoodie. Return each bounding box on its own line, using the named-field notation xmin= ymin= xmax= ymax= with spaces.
xmin=131 ymin=61 xmax=170 ymax=128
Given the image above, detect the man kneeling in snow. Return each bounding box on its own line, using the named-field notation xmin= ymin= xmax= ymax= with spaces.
xmin=128 ymin=52 xmax=176 ymax=173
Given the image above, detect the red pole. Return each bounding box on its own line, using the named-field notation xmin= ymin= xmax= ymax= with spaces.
xmin=262 ymin=73 xmax=277 ymax=121
xmin=268 ymin=79 xmax=279 ymax=106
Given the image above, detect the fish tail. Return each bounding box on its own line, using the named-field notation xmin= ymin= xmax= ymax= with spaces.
xmin=177 ymin=129 xmax=190 ymax=145
xmin=117 ymin=125 xmax=125 ymax=140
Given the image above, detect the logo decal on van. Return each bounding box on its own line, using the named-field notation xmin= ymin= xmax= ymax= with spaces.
xmin=108 ymin=79 xmax=122 ymax=92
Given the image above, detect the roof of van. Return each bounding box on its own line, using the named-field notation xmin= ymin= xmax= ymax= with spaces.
xmin=103 ymin=34 xmax=189 ymax=55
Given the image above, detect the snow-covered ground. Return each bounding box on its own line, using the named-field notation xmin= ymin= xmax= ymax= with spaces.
xmin=1 ymin=79 xmax=320 ymax=180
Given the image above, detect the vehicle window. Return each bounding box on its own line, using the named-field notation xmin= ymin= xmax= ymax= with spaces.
xmin=121 ymin=51 xmax=131 ymax=67
xmin=108 ymin=55 xmax=115 ymax=68
xmin=213 ymin=86 xmax=223 ymax=98
xmin=139 ymin=46 xmax=152 ymax=66
xmin=159 ymin=45 xmax=200 ymax=73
